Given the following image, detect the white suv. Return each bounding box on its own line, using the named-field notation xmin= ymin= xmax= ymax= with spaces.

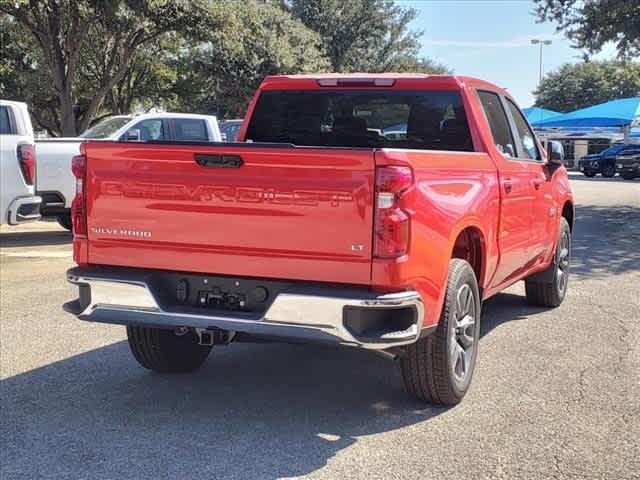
xmin=0 ymin=100 xmax=41 ymax=225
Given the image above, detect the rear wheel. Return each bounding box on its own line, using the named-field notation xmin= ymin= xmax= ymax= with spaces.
xmin=602 ymin=163 xmax=616 ymax=178
xmin=525 ymin=217 xmax=571 ymax=307
xmin=127 ymin=326 xmax=213 ymax=373
xmin=57 ymin=213 xmax=72 ymax=231
xmin=400 ymin=259 xmax=481 ymax=405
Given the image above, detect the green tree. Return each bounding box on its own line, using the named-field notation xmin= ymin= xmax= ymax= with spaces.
xmin=287 ymin=0 xmax=446 ymax=73
xmin=171 ymin=0 xmax=330 ymax=118
xmin=534 ymin=0 xmax=640 ymax=58
xmin=534 ymin=61 xmax=640 ymax=112
xmin=0 ymin=0 xmax=209 ymax=135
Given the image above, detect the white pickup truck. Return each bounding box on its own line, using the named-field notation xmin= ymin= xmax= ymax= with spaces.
xmin=0 ymin=100 xmax=41 ymax=226
xmin=36 ymin=112 xmax=222 ymax=229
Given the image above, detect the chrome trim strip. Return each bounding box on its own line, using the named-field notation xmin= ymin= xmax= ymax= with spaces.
xmin=67 ymin=273 xmax=424 ymax=350
xmin=8 ymin=195 xmax=41 ymax=225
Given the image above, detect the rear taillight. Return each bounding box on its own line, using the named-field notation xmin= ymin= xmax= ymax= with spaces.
xmin=374 ymin=165 xmax=413 ymax=258
xmin=17 ymin=144 xmax=35 ymax=186
xmin=71 ymin=154 xmax=87 ymax=236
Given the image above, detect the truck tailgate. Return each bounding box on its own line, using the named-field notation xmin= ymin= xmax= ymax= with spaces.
xmin=84 ymin=142 xmax=375 ymax=284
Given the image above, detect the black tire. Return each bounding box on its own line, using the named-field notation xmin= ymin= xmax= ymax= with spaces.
xmin=601 ymin=163 xmax=616 ymax=178
xmin=621 ymin=173 xmax=636 ymax=180
xmin=525 ymin=217 xmax=571 ymax=307
xmin=400 ymin=259 xmax=481 ymax=405
xmin=584 ymin=172 xmax=596 ymax=178
xmin=127 ymin=326 xmax=212 ymax=373
xmin=57 ymin=213 xmax=72 ymax=231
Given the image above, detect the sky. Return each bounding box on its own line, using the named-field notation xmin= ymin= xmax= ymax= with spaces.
xmin=399 ymin=0 xmax=618 ymax=107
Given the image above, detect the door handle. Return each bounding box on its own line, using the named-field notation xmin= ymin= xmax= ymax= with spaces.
xmin=195 ymin=153 xmax=243 ymax=168
xmin=502 ymin=178 xmax=513 ymax=193
xmin=531 ymin=178 xmax=545 ymax=190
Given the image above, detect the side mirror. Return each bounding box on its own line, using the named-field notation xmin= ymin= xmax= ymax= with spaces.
xmin=123 ymin=129 xmax=140 ymax=141
xmin=547 ymin=140 xmax=564 ymax=165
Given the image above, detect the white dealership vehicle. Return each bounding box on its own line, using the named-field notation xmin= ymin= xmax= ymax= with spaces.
xmin=36 ymin=113 xmax=222 ymax=229
xmin=0 ymin=100 xmax=41 ymax=226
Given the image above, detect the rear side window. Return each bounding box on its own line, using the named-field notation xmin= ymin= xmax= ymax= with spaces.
xmin=477 ymin=91 xmax=515 ymax=157
xmin=246 ymin=90 xmax=474 ymax=151
xmin=171 ymin=119 xmax=208 ymax=141
xmin=506 ymin=99 xmax=540 ymax=160
xmin=0 ymin=106 xmax=14 ymax=135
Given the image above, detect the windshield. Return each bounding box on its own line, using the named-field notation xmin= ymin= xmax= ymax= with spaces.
xmin=601 ymin=145 xmax=628 ymax=156
xmin=79 ymin=117 xmax=132 ymax=139
xmin=246 ymin=90 xmax=473 ymax=151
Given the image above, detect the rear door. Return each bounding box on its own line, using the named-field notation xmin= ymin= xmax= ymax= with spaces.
xmin=85 ymin=142 xmax=375 ymax=284
xmin=476 ymin=91 xmax=537 ymax=287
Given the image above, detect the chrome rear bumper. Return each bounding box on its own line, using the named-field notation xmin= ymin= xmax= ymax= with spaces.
xmin=8 ymin=195 xmax=41 ymax=225
xmin=64 ymin=268 xmax=426 ymax=350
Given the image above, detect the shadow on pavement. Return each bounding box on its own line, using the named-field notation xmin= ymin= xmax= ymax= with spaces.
xmin=571 ymin=204 xmax=640 ymax=278
xmin=1 ymin=191 xmax=636 ymax=479
xmin=0 ymin=230 xmax=72 ymax=248
xmin=0 ymin=340 xmax=447 ymax=480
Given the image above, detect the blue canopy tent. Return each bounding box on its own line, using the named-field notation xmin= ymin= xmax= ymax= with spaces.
xmin=533 ymin=97 xmax=640 ymax=128
xmin=523 ymin=107 xmax=562 ymax=125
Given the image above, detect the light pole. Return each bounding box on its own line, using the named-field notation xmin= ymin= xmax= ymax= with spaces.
xmin=531 ymin=39 xmax=552 ymax=84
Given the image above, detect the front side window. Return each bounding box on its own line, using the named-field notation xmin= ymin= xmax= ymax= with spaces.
xmin=477 ymin=91 xmax=515 ymax=157
xmin=0 ymin=106 xmax=14 ymax=135
xmin=171 ymin=118 xmax=208 ymax=141
xmin=506 ymin=99 xmax=540 ymax=160
xmin=246 ymin=90 xmax=474 ymax=151
xmin=129 ymin=119 xmax=165 ymax=141
xmin=220 ymin=121 xmax=242 ymax=141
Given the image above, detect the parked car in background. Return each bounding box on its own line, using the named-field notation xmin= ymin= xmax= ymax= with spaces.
xmin=36 ymin=113 xmax=221 ymax=230
xmin=577 ymin=152 xmax=605 ymax=177
xmin=0 ymin=100 xmax=41 ymax=225
xmin=615 ymin=145 xmax=640 ymax=180
xmin=219 ymin=119 xmax=242 ymax=141
xmin=64 ymin=74 xmax=574 ymax=405
xmin=577 ymin=144 xmax=637 ymax=178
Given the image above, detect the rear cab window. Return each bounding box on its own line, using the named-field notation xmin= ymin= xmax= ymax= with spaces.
xmin=246 ymin=90 xmax=474 ymax=151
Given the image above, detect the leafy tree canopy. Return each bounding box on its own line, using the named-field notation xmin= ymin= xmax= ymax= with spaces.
xmin=534 ymin=0 xmax=640 ymax=58
xmin=287 ymin=0 xmax=448 ymax=73
xmin=1 ymin=0 xmax=447 ymax=133
xmin=534 ymin=60 xmax=640 ymax=112
xmin=170 ymin=0 xmax=330 ymax=118
xmin=0 ymin=0 xmax=210 ymax=135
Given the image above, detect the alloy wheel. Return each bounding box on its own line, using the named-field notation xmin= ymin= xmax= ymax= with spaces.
xmin=450 ymin=284 xmax=477 ymax=384
xmin=556 ymin=230 xmax=570 ymax=294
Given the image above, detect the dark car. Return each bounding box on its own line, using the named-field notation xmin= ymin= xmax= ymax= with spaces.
xmin=615 ymin=145 xmax=640 ymax=180
xmin=219 ymin=119 xmax=242 ymax=142
xmin=578 ymin=144 xmax=634 ymax=178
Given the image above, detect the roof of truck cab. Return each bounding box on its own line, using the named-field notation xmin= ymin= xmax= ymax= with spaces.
xmin=260 ymin=74 xmax=508 ymax=96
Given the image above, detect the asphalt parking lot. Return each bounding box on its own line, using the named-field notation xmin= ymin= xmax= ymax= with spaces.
xmin=1 ymin=173 xmax=638 ymax=480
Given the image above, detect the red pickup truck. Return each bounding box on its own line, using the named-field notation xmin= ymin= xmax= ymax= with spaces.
xmin=64 ymin=74 xmax=574 ymax=405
